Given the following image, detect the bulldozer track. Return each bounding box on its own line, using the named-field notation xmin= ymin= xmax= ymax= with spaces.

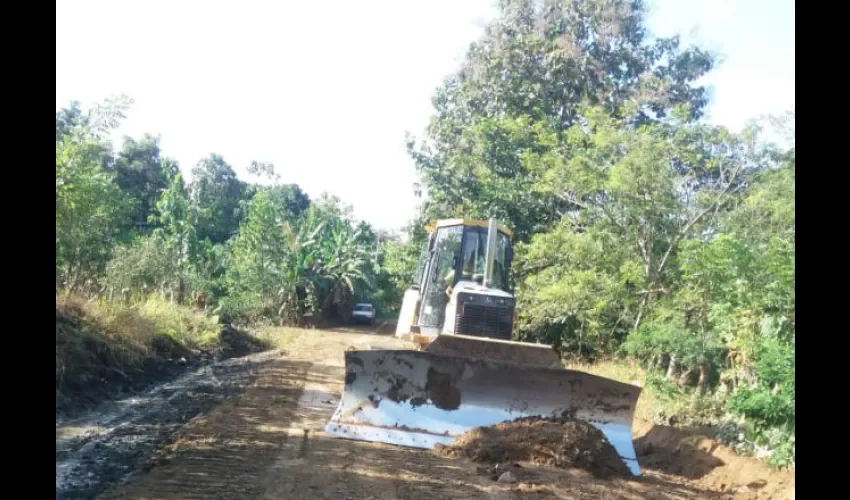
xmin=101 ymin=357 xmax=311 ymax=499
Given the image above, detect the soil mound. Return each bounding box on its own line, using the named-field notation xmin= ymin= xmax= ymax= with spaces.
xmin=435 ymin=416 xmax=632 ymax=479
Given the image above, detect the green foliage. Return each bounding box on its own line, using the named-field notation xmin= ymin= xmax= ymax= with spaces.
xmin=515 ymin=109 xmax=765 ymax=360
xmin=224 ymin=191 xmax=378 ymax=324
xmin=728 ymin=385 xmax=793 ymax=429
xmin=645 ymin=374 xmax=728 ymax=424
xmin=763 ymin=426 xmax=795 ymax=469
xmin=409 ymin=0 xmax=714 ymax=241
xmin=105 ymin=236 xmax=180 ymax=296
xmin=262 ymin=184 xmax=311 ymax=220
xmin=622 ymin=322 xmax=720 ymax=372
xmin=728 ymin=337 xmax=795 ymax=428
xmin=372 ymin=238 xmax=416 ymax=315
xmin=190 ymin=154 xmax=250 ymax=244
xmin=515 ymin=225 xmax=633 ymax=357
xmin=56 ymin=98 xmax=135 ymax=291
xmin=311 ymin=211 xmax=377 ymax=320
xmin=112 ymin=135 xmax=177 ymax=230
xmin=225 ymin=190 xmax=308 ymax=321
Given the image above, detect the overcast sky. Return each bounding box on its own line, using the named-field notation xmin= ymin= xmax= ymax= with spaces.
xmin=56 ymin=0 xmax=795 ymax=231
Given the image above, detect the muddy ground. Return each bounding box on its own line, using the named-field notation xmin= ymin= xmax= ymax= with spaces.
xmin=56 ymin=325 xmax=795 ymax=500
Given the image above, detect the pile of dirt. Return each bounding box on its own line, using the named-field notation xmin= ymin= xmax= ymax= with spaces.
xmin=633 ymin=420 xmax=796 ymax=499
xmin=435 ymin=416 xmax=632 ymax=479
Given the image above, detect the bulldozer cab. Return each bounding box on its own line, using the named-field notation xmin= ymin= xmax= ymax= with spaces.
xmin=415 ymin=220 xmax=513 ymax=334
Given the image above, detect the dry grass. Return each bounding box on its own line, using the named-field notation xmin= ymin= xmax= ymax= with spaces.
xmin=55 ymin=294 xmax=283 ymax=415
xmin=66 ymin=295 xmax=221 ymax=350
xmin=252 ymin=326 xmax=303 ymax=350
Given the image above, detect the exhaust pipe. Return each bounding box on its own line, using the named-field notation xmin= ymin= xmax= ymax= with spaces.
xmin=483 ymin=217 xmax=498 ymax=288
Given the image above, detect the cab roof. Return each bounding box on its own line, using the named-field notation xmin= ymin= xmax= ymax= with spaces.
xmin=425 ymin=219 xmax=513 ymax=239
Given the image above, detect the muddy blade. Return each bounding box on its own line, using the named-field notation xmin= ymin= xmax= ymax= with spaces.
xmin=425 ymin=334 xmax=561 ymax=368
xmin=324 ymin=350 xmax=642 ymax=475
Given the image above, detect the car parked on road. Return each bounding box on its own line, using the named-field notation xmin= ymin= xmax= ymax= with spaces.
xmin=351 ymin=303 xmax=376 ymax=325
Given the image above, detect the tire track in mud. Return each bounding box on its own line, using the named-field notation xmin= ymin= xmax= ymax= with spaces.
xmin=98 ymin=329 xmax=449 ymax=500
xmin=98 ymin=328 xmax=397 ymax=500
xmin=56 ymin=351 xmax=280 ymax=500
xmin=99 ymin=356 xmax=312 ymax=499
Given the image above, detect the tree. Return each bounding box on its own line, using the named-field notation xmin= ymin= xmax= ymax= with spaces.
xmin=311 ymin=212 xmax=376 ymax=321
xmin=56 ymin=101 xmax=86 ymax=140
xmin=515 ymin=221 xmax=635 ymax=357
xmin=225 ymin=192 xmax=376 ymax=324
xmin=56 ymin=97 xmax=134 ymax=291
xmin=226 ymin=190 xmax=297 ymax=319
xmin=516 ymin=106 xmax=771 ymax=355
xmin=149 ymin=171 xmax=200 ymax=303
xmin=263 ymin=184 xmax=311 ymax=221
xmin=112 ymin=135 xmax=178 ymax=231
xmin=408 ymin=0 xmax=714 ymax=241
xmin=190 ymin=154 xmax=249 ymax=244
xmin=314 ymin=192 xmax=355 ymax=222
xmin=370 ymin=214 xmax=431 ymax=316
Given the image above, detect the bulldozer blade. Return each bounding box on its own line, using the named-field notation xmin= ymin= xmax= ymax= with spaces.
xmin=425 ymin=334 xmax=561 ymax=368
xmin=324 ymin=349 xmax=642 ymax=475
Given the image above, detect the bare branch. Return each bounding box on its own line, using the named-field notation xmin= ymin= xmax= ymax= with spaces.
xmin=556 ymin=192 xmax=590 ymax=210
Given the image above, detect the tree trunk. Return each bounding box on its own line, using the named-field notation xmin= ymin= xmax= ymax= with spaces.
xmin=632 ymin=302 xmax=645 ymax=334
xmin=632 ymin=286 xmax=655 ymax=334
xmin=678 ymin=368 xmax=693 ymax=387
xmin=177 ymin=277 xmax=186 ymax=305
xmin=577 ymin=322 xmax=583 ymax=358
xmin=666 ymin=354 xmax=678 ymax=380
xmin=697 ymin=363 xmax=708 ymax=394
xmin=654 ymin=353 xmax=666 ymax=371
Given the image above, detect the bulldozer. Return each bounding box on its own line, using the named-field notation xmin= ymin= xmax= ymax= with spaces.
xmin=325 ymin=218 xmax=642 ymax=475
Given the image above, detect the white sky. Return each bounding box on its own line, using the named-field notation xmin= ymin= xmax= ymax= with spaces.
xmin=56 ymin=0 xmax=794 ymax=231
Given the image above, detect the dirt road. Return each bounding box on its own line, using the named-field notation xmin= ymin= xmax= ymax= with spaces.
xmin=60 ymin=326 xmax=794 ymax=499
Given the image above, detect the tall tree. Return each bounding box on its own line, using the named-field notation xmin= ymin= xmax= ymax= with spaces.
xmin=515 ymin=106 xmax=771 ymax=353
xmin=408 ymin=0 xmax=713 ymax=240
xmin=56 ymin=100 xmax=114 ymax=171
xmin=227 ymin=190 xmax=293 ymax=308
xmin=56 ymin=101 xmax=86 ymax=140
xmin=112 ymin=134 xmax=178 ymax=231
xmin=263 ymin=184 xmax=311 ymax=221
xmin=150 ymin=171 xmax=200 ymax=303
xmin=56 ymin=97 xmax=134 ymax=291
xmin=190 ymin=154 xmax=248 ymax=244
